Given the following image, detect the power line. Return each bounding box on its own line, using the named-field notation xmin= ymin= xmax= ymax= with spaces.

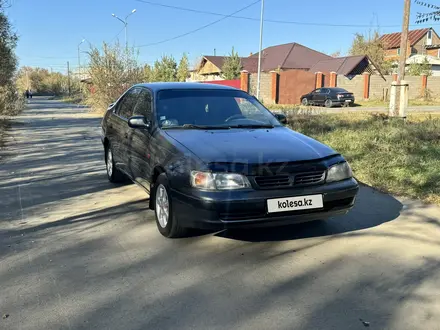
xmin=110 ymin=26 xmax=126 ymax=43
xmin=135 ymin=0 xmax=440 ymax=28
xmin=137 ymin=0 xmax=260 ymax=48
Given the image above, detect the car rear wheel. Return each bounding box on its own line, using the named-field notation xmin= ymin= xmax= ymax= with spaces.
xmin=154 ymin=173 xmax=187 ymax=238
xmin=325 ymin=99 xmax=333 ymax=108
xmin=301 ymin=98 xmax=308 ymax=106
xmin=106 ymin=144 xmax=124 ymax=183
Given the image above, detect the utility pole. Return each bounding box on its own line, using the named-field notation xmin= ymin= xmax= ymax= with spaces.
xmin=256 ymin=0 xmax=265 ymax=99
xmin=398 ymin=0 xmax=411 ymax=82
xmin=67 ymin=61 xmax=71 ymax=97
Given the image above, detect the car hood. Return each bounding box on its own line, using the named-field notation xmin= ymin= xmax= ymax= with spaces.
xmin=164 ymin=127 xmax=337 ymax=164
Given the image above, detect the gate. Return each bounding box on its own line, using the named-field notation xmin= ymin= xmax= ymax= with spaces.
xmin=278 ymin=70 xmax=316 ymax=104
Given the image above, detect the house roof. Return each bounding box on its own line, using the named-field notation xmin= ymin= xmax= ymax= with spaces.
xmin=309 ymin=55 xmax=368 ymax=75
xmin=203 ymin=56 xmax=259 ymax=73
xmin=380 ymin=28 xmax=430 ymax=49
xmin=249 ymin=42 xmax=331 ymax=71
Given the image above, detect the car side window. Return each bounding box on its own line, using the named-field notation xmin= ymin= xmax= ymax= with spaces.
xmin=313 ymin=89 xmax=321 ymax=94
xmin=133 ymin=89 xmax=153 ymax=119
xmin=323 ymin=89 xmax=330 ymax=94
xmin=117 ymin=88 xmax=140 ymax=119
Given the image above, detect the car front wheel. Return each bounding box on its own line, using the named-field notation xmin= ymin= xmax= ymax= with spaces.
xmin=325 ymin=99 xmax=333 ymax=108
xmin=154 ymin=173 xmax=187 ymax=238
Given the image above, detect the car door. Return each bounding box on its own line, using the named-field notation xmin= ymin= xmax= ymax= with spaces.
xmin=111 ymin=87 xmax=140 ymax=175
xmin=310 ymin=89 xmax=322 ymax=104
xmin=128 ymin=87 xmax=154 ymax=189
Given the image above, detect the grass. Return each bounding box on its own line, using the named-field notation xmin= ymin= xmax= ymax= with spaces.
xmin=267 ymin=98 xmax=440 ymax=110
xmin=357 ymin=98 xmax=440 ymax=107
xmin=286 ymin=112 xmax=440 ymax=205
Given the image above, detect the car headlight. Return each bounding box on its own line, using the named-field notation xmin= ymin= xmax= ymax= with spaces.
xmin=326 ymin=162 xmax=353 ymax=183
xmin=190 ymin=171 xmax=251 ymax=190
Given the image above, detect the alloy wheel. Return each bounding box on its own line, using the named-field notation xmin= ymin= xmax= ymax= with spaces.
xmin=155 ymin=184 xmax=169 ymax=228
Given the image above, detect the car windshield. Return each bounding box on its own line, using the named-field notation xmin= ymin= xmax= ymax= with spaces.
xmin=156 ymin=89 xmax=281 ymax=129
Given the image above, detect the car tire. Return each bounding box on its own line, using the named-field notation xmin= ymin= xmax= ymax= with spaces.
xmin=325 ymin=99 xmax=333 ymax=108
xmin=301 ymin=98 xmax=308 ymax=106
xmin=153 ymin=173 xmax=187 ymax=238
xmin=105 ymin=143 xmax=125 ymax=183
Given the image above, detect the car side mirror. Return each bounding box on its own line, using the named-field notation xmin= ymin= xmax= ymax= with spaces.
xmin=272 ymin=112 xmax=288 ymax=125
xmin=128 ymin=116 xmax=150 ymax=129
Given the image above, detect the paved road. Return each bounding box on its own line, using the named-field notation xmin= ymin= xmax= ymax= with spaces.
xmin=1 ymin=99 xmax=440 ymax=330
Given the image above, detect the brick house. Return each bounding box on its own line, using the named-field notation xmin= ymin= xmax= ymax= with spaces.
xmin=193 ymin=42 xmax=381 ymax=81
xmin=380 ymin=28 xmax=440 ymax=60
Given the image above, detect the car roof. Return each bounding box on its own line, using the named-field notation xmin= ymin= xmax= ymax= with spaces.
xmin=134 ymin=82 xmax=239 ymax=92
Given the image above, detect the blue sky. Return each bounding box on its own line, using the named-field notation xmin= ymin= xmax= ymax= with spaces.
xmin=5 ymin=0 xmax=439 ymax=73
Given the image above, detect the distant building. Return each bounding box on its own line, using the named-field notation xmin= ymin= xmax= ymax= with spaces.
xmin=191 ymin=42 xmax=383 ymax=82
xmin=380 ymin=28 xmax=440 ymax=60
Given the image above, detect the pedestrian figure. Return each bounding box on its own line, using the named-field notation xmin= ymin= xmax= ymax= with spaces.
xmin=25 ymin=89 xmax=29 ymax=99
xmin=29 ymin=90 xmax=33 ymax=99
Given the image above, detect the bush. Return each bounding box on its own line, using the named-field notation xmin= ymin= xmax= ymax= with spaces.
xmin=85 ymin=42 xmax=143 ymax=112
xmin=0 ymin=83 xmax=24 ymax=116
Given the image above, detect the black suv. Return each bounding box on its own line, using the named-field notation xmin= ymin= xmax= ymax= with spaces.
xmin=101 ymin=83 xmax=359 ymax=238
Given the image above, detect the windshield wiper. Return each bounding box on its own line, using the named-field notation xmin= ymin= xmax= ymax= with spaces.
xmin=164 ymin=124 xmax=230 ymax=130
xmin=227 ymin=124 xmax=275 ymax=129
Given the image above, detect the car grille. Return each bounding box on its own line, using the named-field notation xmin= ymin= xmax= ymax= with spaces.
xmin=254 ymin=171 xmax=325 ymax=189
xmin=255 ymin=175 xmax=290 ymax=188
xmin=294 ymin=171 xmax=325 ymax=185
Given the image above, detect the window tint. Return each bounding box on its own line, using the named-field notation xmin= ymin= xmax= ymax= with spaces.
xmin=332 ymin=88 xmax=348 ymax=93
xmin=156 ymin=90 xmax=279 ymax=128
xmin=117 ymin=88 xmax=140 ymax=119
xmin=322 ymin=89 xmax=330 ymax=94
xmin=313 ymin=89 xmax=321 ymax=94
xmin=133 ymin=89 xmax=153 ymax=119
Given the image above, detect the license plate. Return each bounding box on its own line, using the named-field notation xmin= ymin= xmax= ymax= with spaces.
xmin=267 ymin=195 xmax=323 ymax=213
xmin=345 ymin=99 xmax=351 ymax=103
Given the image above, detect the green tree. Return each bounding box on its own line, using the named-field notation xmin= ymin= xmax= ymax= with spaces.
xmin=407 ymin=56 xmax=432 ymax=76
xmin=0 ymin=3 xmax=21 ymax=115
xmin=154 ymin=55 xmax=177 ymax=82
xmin=143 ymin=64 xmax=153 ymax=82
xmin=349 ymin=30 xmax=393 ymax=74
xmin=221 ymin=47 xmax=242 ymax=80
xmin=177 ymin=53 xmax=189 ymax=82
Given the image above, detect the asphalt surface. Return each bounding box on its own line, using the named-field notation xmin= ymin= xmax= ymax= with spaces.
xmin=1 ymin=98 xmax=440 ymax=330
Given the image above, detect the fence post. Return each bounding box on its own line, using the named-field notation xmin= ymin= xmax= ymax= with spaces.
xmin=315 ymin=72 xmax=323 ymax=88
xmin=270 ymin=71 xmax=279 ymax=104
xmin=421 ymin=74 xmax=428 ymax=98
xmin=240 ymin=70 xmax=249 ymax=93
xmin=363 ymin=73 xmax=370 ymax=100
xmin=329 ymin=72 xmax=337 ymax=87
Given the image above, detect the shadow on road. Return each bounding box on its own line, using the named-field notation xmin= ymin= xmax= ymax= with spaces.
xmin=217 ymin=184 xmax=403 ymax=242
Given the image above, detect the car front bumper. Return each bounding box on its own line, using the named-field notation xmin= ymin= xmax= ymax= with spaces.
xmin=171 ymin=178 xmax=359 ymax=230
